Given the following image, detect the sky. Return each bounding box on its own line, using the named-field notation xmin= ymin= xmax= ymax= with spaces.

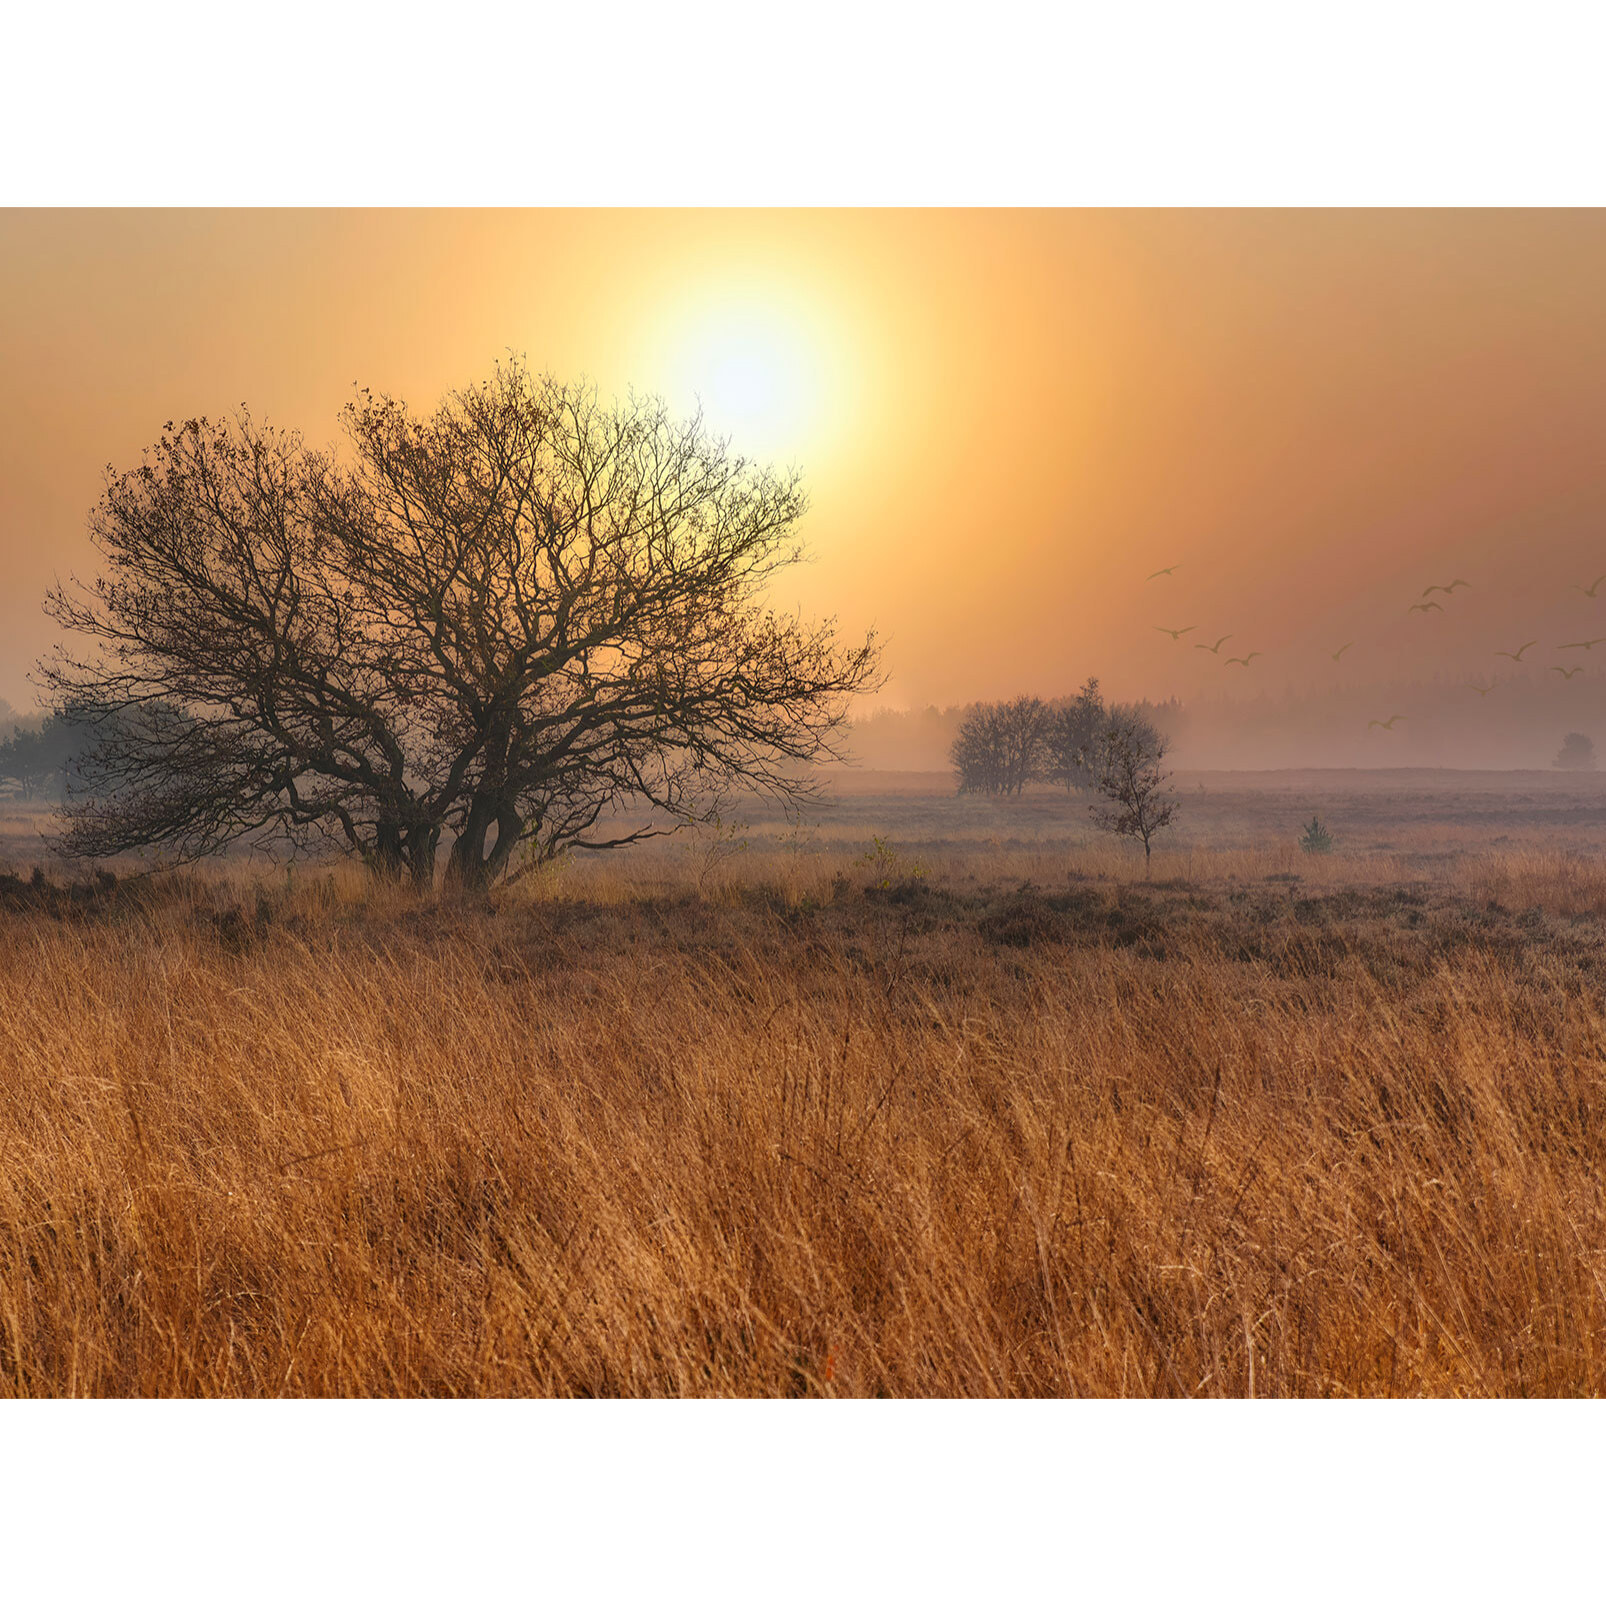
xmin=3 ymin=208 xmax=1606 ymax=752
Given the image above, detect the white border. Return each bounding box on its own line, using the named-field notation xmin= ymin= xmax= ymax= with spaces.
xmin=1 ymin=1401 xmax=1599 ymax=1599
xmin=4 ymin=3 xmax=1605 ymax=205
xmin=3 ymin=1 xmax=1603 ymax=1592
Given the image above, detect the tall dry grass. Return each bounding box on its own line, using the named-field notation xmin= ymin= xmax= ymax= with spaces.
xmin=2 ymin=849 xmax=1605 ymax=1396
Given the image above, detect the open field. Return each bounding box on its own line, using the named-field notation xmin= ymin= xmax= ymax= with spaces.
xmin=3 ymin=770 xmax=1606 ymax=1396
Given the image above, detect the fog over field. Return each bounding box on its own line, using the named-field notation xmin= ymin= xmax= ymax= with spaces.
xmin=849 ymin=675 xmax=1606 ymax=772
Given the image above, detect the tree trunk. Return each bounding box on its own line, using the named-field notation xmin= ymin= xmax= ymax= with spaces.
xmin=446 ymin=795 xmax=503 ymax=895
xmin=404 ymin=824 xmax=440 ymax=890
xmin=371 ymin=820 xmax=406 ymax=881
xmin=482 ymin=804 xmax=524 ymax=885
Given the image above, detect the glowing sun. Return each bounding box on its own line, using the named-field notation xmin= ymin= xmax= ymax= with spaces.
xmin=658 ymin=288 xmax=842 ymax=464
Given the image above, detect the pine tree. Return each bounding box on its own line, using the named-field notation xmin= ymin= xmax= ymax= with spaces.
xmin=1299 ymin=815 xmax=1334 ymax=854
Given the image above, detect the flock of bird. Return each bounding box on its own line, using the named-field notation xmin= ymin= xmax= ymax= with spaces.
xmin=1148 ymin=568 xmax=1265 ymax=667
xmin=1145 ymin=562 xmax=1604 ymax=734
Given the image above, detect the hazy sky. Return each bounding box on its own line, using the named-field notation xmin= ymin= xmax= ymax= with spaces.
xmin=3 ymin=208 xmax=1606 ymax=720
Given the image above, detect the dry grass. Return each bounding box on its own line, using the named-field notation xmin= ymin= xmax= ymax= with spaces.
xmin=4 ymin=827 xmax=1606 ymax=1398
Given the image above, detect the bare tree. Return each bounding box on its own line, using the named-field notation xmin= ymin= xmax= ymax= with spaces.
xmin=1043 ymin=676 xmax=1106 ymax=792
xmin=40 ymin=360 xmax=882 ymax=891
xmin=951 ymin=703 xmax=1006 ymax=794
xmin=42 ymin=414 xmax=450 ymax=883
xmin=1084 ymin=712 xmax=1176 ymax=872
xmin=951 ymin=694 xmax=1051 ymax=796
xmin=998 ymin=695 xmax=1053 ymax=794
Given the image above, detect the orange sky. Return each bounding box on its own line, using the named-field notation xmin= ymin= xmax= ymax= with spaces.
xmin=3 ymin=208 xmax=1606 ymax=719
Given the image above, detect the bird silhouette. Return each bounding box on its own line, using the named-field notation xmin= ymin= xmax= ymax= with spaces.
xmin=1570 ymin=574 xmax=1606 ymax=598
xmin=1224 ymin=652 xmax=1262 ymax=667
xmin=1193 ymin=634 xmax=1232 ymax=654
xmin=1422 ymin=580 xmax=1472 ymax=596
xmin=1557 ymin=638 xmax=1606 ymax=651
xmin=1154 ymin=625 xmax=1196 ymax=640
xmin=1466 ymin=681 xmax=1496 ymax=696
xmin=1147 ymin=564 xmax=1182 ymax=581
xmin=1552 ymin=665 xmax=1584 ymax=679
xmin=1331 ymin=642 xmax=1354 ymax=661
xmin=1368 ymin=715 xmax=1407 ymax=730
xmin=1408 ymin=600 xmax=1444 ymax=614
xmin=1494 ymin=641 xmax=1538 ymax=662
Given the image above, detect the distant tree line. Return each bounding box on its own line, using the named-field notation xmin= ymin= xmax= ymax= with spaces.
xmin=0 ymin=715 xmax=86 ymax=802
xmin=949 ymin=678 xmax=1177 ymax=797
xmin=1144 ymin=675 xmax=1602 ymax=770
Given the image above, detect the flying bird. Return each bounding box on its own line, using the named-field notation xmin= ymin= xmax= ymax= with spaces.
xmin=1154 ymin=625 xmax=1196 ymax=641
xmin=1224 ymin=652 xmax=1262 ymax=667
xmin=1147 ymin=564 xmax=1182 ymax=581
xmin=1552 ymin=666 xmax=1584 ymax=679
xmin=1494 ymin=641 xmax=1538 ymax=662
xmin=1331 ymin=642 xmax=1354 ymax=661
xmin=1368 ymin=715 xmax=1407 ymax=730
xmin=1466 ymin=681 xmax=1496 ymax=697
xmin=1422 ymin=580 xmax=1472 ymax=596
xmin=1193 ymin=634 xmax=1232 ymax=654
xmin=1557 ymin=638 xmax=1606 ymax=651
xmin=1570 ymin=574 xmax=1606 ymax=598
xmin=1408 ymin=600 xmax=1443 ymax=614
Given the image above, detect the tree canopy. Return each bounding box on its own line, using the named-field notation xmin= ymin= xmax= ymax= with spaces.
xmin=41 ymin=360 xmax=881 ymax=889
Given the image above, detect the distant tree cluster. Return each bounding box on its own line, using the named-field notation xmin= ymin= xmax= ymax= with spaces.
xmin=950 ymin=678 xmax=1139 ymax=796
xmin=950 ymin=694 xmax=1054 ymax=797
xmin=947 ymin=682 xmax=1178 ymax=868
xmin=0 ymin=717 xmax=85 ymax=802
xmin=1554 ymin=732 xmax=1597 ymax=771
xmin=849 ymin=693 xmax=1184 ymax=773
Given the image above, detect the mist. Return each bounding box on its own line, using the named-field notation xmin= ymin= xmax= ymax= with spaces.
xmin=850 ymin=670 xmax=1606 ymax=773
xmin=7 ymin=209 xmax=1606 ymax=765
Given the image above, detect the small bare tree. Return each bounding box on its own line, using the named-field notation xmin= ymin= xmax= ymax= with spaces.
xmin=1084 ymin=712 xmax=1176 ymax=873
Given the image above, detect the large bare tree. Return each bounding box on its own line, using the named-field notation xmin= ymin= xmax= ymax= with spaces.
xmin=41 ymin=360 xmax=881 ymax=891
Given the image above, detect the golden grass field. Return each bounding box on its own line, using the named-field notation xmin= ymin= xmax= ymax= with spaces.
xmin=3 ymin=770 xmax=1606 ymax=1396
